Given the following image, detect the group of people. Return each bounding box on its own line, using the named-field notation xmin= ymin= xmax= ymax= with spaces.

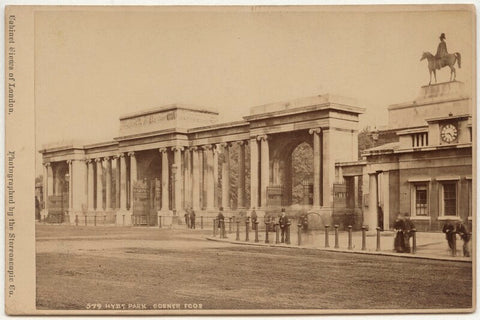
xmin=442 ymin=220 xmax=471 ymax=257
xmin=393 ymin=214 xmax=416 ymax=253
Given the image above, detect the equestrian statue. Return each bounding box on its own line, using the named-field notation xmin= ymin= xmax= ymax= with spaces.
xmin=420 ymin=33 xmax=461 ymax=85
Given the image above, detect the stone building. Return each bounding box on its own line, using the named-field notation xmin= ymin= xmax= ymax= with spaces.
xmin=39 ymin=94 xmax=364 ymax=226
xmin=337 ymin=81 xmax=473 ymax=231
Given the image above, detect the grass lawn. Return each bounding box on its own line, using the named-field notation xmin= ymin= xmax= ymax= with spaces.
xmin=36 ymin=225 xmax=473 ymax=311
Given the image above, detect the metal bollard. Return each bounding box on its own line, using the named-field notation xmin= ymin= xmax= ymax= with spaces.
xmin=275 ymin=223 xmax=280 ymax=244
xmin=245 ymin=218 xmax=250 ymax=241
xmin=297 ymin=223 xmax=302 ymax=246
xmin=158 ymin=216 xmax=162 ymax=228
xmin=255 ymin=221 xmax=259 ymax=242
xmin=361 ymin=226 xmax=367 ymax=251
xmin=348 ymin=225 xmax=353 ymax=249
xmin=201 ymin=216 xmax=204 ymax=229
xmin=334 ymin=225 xmax=339 ymax=248
xmin=376 ymin=227 xmax=381 ymax=251
xmin=286 ymin=222 xmax=291 ymax=245
xmin=75 ymin=215 xmax=78 ymax=226
xmin=452 ymin=232 xmax=457 ymax=256
xmin=213 ymin=219 xmax=217 ymax=237
xmin=325 ymin=225 xmax=330 ymax=248
xmin=236 ymin=220 xmax=240 ymax=241
xmin=411 ymin=228 xmax=417 ymax=254
xmin=94 ymin=215 xmax=97 ymax=227
xmin=85 ymin=215 xmax=87 ymax=226
xmin=123 ymin=215 xmax=125 ymax=226
xmin=104 ymin=215 xmax=107 ymax=225
xmin=229 ymin=217 xmax=232 ymax=233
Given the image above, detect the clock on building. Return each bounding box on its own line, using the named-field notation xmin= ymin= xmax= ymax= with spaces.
xmin=440 ymin=123 xmax=458 ymax=143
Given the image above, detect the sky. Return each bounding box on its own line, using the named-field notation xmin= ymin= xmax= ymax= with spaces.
xmin=34 ymin=6 xmax=475 ymax=173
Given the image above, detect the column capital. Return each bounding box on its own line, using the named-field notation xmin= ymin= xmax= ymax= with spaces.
xmin=309 ymin=127 xmax=322 ymax=135
xmin=158 ymin=147 xmax=168 ymax=153
xmin=103 ymin=156 xmax=111 ymax=161
xmin=236 ymin=140 xmax=248 ymax=146
xmin=189 ymin=146 xmax=198 ymax=152
xmin=43 ymin=162 xmax=51 ymax=167
xmin=85 ymin=158 xmax=93 ymax=164
xmin=202 ymin=144 xmax=213 ymax=151
xmin=95 ymin=158 xmax=103 ymax=163
xmin=172 ymin=146 xmax=184 ymax=152
xmin=257 ymin=134 xmax=269 ymax=141
xmin=66 ymin=160 xmax=73 ymax=165
xmin=127 ymin=151 xmax=135 ymax=157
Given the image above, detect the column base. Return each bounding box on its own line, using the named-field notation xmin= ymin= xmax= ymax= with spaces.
xmin=157 ymin=210 xmax=173 ymax=228
xmin=115 ymin=210 xmax=131 ymax=226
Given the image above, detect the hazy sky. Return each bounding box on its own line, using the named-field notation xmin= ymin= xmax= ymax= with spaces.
xmin=35 ymin=6 xmax=474 ymax=172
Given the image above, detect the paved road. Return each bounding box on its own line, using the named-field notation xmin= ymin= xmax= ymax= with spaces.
xmin=36 ymin=225 xmax=473 ymax=312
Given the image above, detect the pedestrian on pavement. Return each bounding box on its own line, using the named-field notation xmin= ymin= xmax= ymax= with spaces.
xmin=404 ymin=215 xmax=415 ymax=253
xmin=442 ymin=220 xmax=456 ymax=253
xmin=251 ymin=207 xmax=257 ymax=231
xmin=184 ymin=211 xmax=190 ymax=228
xmin=217 ymin=207 xmax=226 ymax=237
xmin=279 ymin=208 xmax=289 ymax=243
xmin=455 ymin=220 xmax=471 ymax=257
xmin=189 ymin=208 xmax=196 ymax=229
xmin=393 ymin=214 xmax=406 ymax=253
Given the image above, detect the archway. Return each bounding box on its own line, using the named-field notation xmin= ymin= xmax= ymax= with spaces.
xmin=269 ymin=130 xmax=314 ymax=212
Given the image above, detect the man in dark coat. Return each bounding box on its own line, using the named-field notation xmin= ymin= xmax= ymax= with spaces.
xmin=442 ymin=220 xmax=456 ymax=252
xmin=455 ymin=221 xmax=471 ymax=257
xmin=278 ymin=208 xmax=288 ymax=243
xmin=189 ymin=209 xmax=196 ymax=229
xmin=403 ymin=215 xmax=415 ymax=253
xmin=393 ymin=214 xmax=406 ymax=253
xmin=217 ymin=207 xmax=225 ymax=237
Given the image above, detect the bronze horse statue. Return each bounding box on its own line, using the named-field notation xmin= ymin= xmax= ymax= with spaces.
xmin=420 ymin=51 xmax=461 ymax=85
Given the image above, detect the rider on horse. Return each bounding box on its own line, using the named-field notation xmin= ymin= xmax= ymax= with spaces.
xmin=435 ymin=33 xmax=448 ymax=69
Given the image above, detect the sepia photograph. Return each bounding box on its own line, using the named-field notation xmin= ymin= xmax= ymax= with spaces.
xmin=4 ymin=3 xmax=476 ymax=315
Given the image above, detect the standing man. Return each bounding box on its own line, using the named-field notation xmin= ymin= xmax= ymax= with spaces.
xmin=278 ymin=208 xmax=288 ymax=243
xmin=190 ymin=208 xmax=196 ymax=229
xmin=442 ymin=220 xmax=456 ymax=253
xmin=217 ymin=207 xmax=226 ymax=238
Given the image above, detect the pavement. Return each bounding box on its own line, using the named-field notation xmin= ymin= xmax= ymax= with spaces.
xmin=206 ymin=226 xmax=473 ymax=262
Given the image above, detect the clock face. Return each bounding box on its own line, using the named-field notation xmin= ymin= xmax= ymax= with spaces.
xmin=440 ymin=124 xmax=458 ymax=143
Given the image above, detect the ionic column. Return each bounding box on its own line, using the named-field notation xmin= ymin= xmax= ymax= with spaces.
xmin=237 ymin=141 xmax=246 ymax=209
xmin=250 ymin=138 xmax=259 ymax=209
xmin=184 ymin=148 xmax=191 ymax=209
xmin=114 ymin=156 xmax=120 ymax=209
xmin=191 ymin=147 xmax=200 ymax=211
xmin=71 ymin=159 xmax=87 ymax=213
xmin=220 ymin=143 xmax=230 ymax=210
xmin=159 ymin=148 xmax=170 ymax=212
xmin=67 ymin=160 xmax=73 ymax=212
xmin=322 ymin=129 xmax=334 ymax=208
xmin=42 ymin=163 xmax=51 ymax=215
xmin=258 ymin=135 xmax=269 ymax=208
xmin=213 ymin=145 xmax=219 ymax=208
xmin=87 ymin=159 xmax=95 ymax=212
xmin=367 ymin=173 xmax=378 ymax=230
xmin=128 ymin=152 xmax=137 ymax=211
xmin=172 ymin=146 xmax=184 ymax=214
xmin=119 ymin=154 xmax=127 ymax=211
xmin=95 ymin=158 xmax=103 ymax=211
xmin=203 ymin=145 xmax=215 ymax=211
xmin=46 ymin=163 xmax=53 ymax=198
xmin=309 ymin=128 xmax=322 ymax=208
xmin=104 ymin=157 xmax=112 ymax=211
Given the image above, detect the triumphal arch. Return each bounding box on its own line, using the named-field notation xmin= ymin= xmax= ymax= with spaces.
xmin=40 ymin=93 xmax=364 ymax=226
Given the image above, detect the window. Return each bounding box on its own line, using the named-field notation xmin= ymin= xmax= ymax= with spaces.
xmin=414 ymin=184 xmax=428 ymax=216
xmin=442 ymin=182 xmax=457 ymax=216
xmin=411 ymin=132 xmax=428 ymax=148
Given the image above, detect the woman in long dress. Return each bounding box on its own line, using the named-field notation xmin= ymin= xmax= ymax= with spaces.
xmin=393 ymin=214 xmax=406 ymax=253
